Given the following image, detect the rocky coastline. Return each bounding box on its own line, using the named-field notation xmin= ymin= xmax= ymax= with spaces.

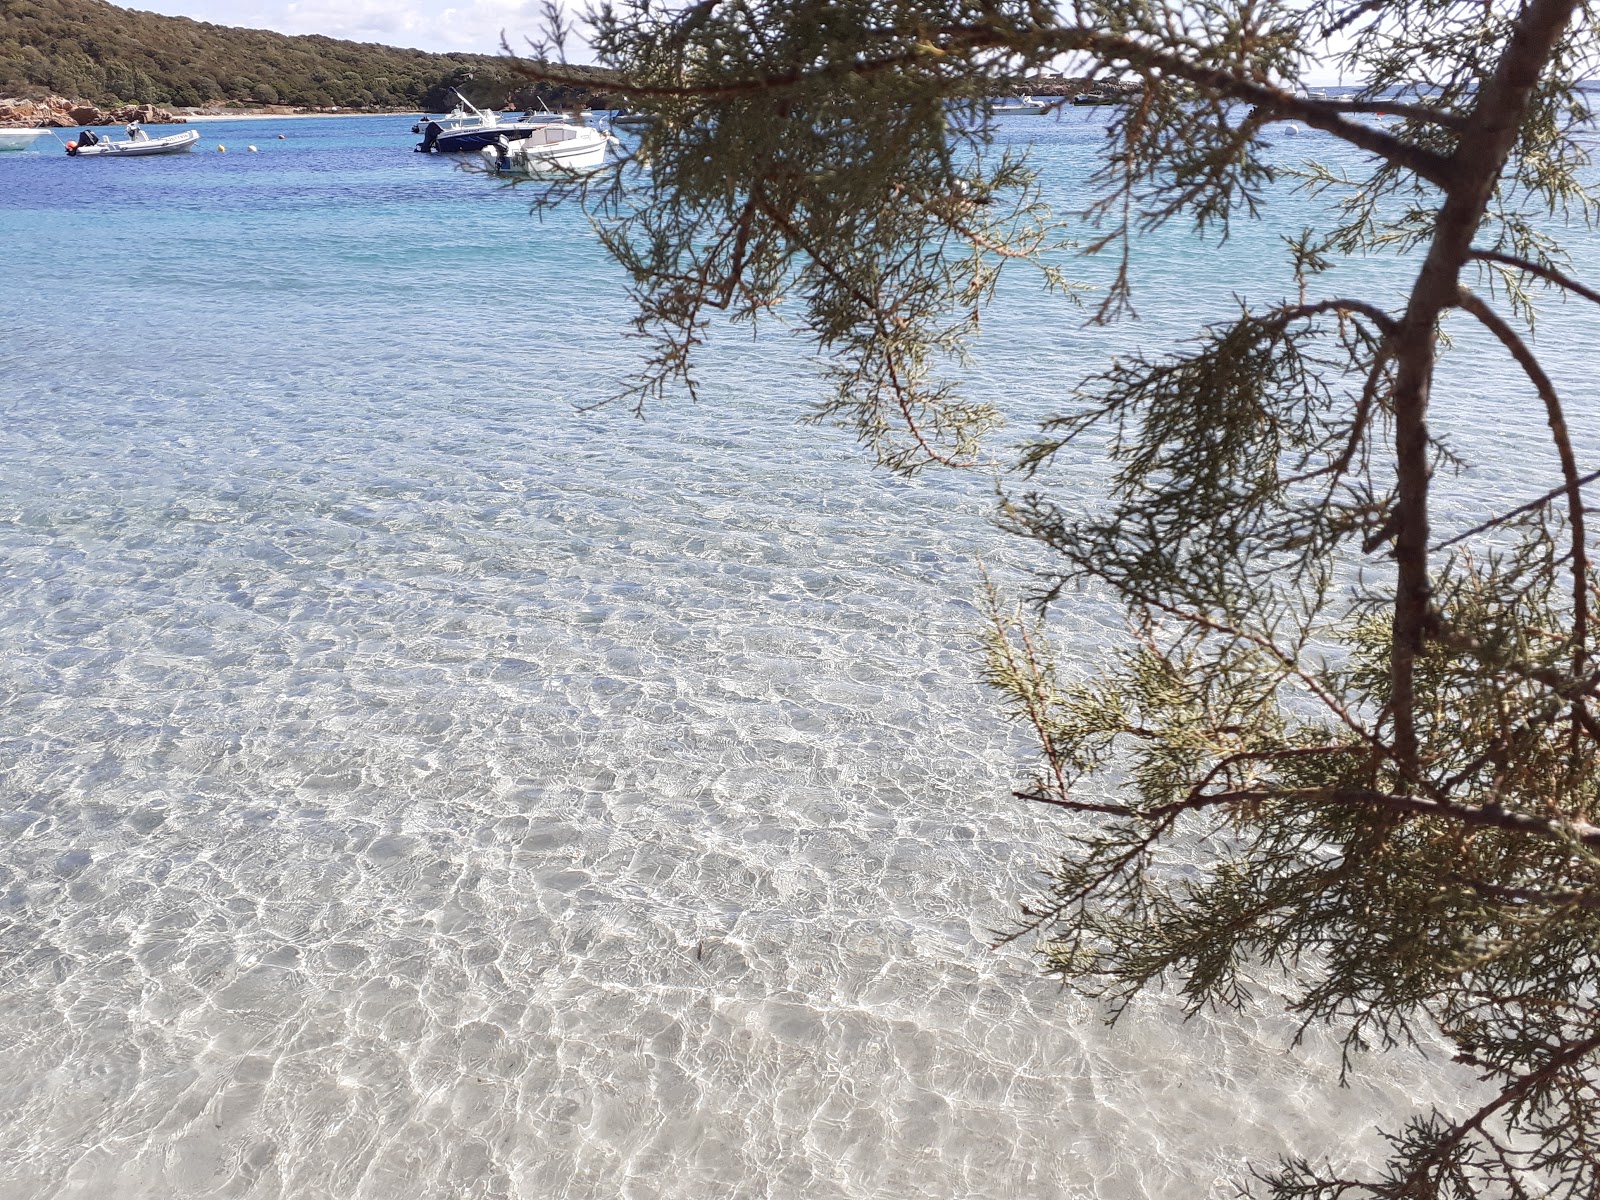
xmin=0 ymin=94 xmax=425 ymax=127
xmin=1 ymin=76 xmax=1140 ymax=131
xmin=1022 ymin=75 xmax=1144 ymax=100
xmin=1 ymin=95 xmax=186 ymax=127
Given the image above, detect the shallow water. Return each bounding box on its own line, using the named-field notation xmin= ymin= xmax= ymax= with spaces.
xmin=1 ymin=112 xmax=1595 ymax=1199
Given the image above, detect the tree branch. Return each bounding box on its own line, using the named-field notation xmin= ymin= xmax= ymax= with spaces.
xmin=1456 ymin=286 xmax=1589 ymax=680
xmin=1161 ymin=785 xmax=1600 ymax=848
xmin=1396 ymin=1029 xmax=1600 ymax=1191
xmin=1468 ymin=248 xmax=1600 ymax=309
xmin=1433 ymin=468 xmax=1600 ymax=552
xmin=510 ymin=24 xmax=1458 ymax=188
xmin=1384 ymin=0 xmax=1582 ymax=778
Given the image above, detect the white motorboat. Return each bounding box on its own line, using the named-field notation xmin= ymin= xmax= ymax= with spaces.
xmin=417 ymin=90 xmax=574 ymax=153
xmin=66 ymin=126 xmax=199 ymax=157
xmin=478 ymin=123 xmax=613 ymax=175
xmin=608 ymin=109 xmax=658 ymax=129
xmin=413 ymin=91 xmax=571 ymax=134
xmin=991 ymin=95 xmax=1050 ymax=115
xmin=412 ymin=103 xmax=482 ymax=135
xmin=411 ymin=97 xmax=567 ymax=135
xmin=0 ymin=127 xmax=54 ymax=152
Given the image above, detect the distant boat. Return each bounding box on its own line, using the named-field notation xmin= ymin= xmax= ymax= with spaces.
xmin=478 ymin=124 xmax=613 ymax=175
xmin=608 ymin=109 xmax=657 ymax=129
xmin=990 ymin=95 xmax=1049 ymax=116
xmin=417 ymin=90 xmax=576 ymax=153
xmin=66 ymin=126 xmax=199 ymax=157
xmin=0 ymin=127 xmax=53 ymax=152
xmin=412 ymin=105 xmax=479 ymax=135
xmin=1072 ymin=91 xmax=1120 ymax=107
xmin=411 ymin=94 xmax=569 ymax=135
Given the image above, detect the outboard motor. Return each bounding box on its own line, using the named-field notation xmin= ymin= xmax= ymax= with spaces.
xmin=67 ymin=129 xmax=99 ymax=155
xmin=416 ymin=121 xmax=443 ymax=153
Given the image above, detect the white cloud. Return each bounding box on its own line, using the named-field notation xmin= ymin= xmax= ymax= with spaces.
xmin=128 ymin=0 xmax=582 ymax=57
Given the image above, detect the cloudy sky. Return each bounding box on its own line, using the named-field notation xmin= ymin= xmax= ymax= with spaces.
xmin=127 ymin=1 xmax=573 ymax=57
xmin=125 ymin=3 xmax=1349 ymax=82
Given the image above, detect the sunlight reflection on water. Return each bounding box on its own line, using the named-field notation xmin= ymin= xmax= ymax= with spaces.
xmin=2 ymin=111 xmax=1593 ymax=1198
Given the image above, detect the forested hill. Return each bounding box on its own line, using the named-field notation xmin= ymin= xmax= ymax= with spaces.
xmin=0 ymin=0 xmax=613 ymax=110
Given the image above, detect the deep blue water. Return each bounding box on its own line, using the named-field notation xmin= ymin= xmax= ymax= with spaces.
xmin=1 ymin=111 xmax=1594 ymax=1199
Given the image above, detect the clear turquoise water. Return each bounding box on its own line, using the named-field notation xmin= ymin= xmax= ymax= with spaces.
xmin=1 ymin=113 xmax=1595 ymax=1199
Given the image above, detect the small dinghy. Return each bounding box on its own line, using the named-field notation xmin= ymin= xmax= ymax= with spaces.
xmin=478 ymin=124 xmax=613 ymax=175
xmin=67 ymin=125 xmax=199 ymax=157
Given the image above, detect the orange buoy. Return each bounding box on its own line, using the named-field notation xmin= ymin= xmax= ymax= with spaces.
xmin=217 ymin=144 xmax=226 ymax=152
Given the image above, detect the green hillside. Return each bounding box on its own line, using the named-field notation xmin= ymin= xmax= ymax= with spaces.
xmin=0 ymin=0 xmax=612 ymax=110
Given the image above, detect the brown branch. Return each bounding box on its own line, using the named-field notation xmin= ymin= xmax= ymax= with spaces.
xmin=510 ymin=25 xmax=1457 ymax=188
xmin=1435 ymin=628 xmax=1600 ymax=697
xmin=1384 ymin=0 xmax=1583 ymax=779
xmin=1184 ymin=744 xmax=1360 ymax=803
xmin=1396 ymin=1029 xmax=1600 ymax=1190
xmin=1013 ymin=789 xmax=1137 ymax=816
xmin=1156 ymin=785 xmax=1600 ymax=848
xmin=1275 ymin=297 xmax=1400 ymax=337
xmin=1021 ymin=776 xmax=1600 ymax=848
xmin=746 ymin=186 xmax=973 ymax=468
xmin=1432 ymin=468 xmax=1600 ymax=552
xmin=1049 ymin=561 xmax=1411 ymax=785
xmin=1287 ymin=96 xmax=1468 ymax=131
xmin=1467 ymin=248 xmax=1600 ymax=309
xmin=1456 ymin=287 xmax=1590 ymax=681
xmin=1455 ymin=878 xmax=1600 ymax=911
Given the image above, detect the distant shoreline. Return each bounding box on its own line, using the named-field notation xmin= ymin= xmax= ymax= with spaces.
xmin=183 ymin=110 xmax=423 ymax=122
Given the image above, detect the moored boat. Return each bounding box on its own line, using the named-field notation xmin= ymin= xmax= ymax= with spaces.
xmin=990 ymin=95 xmax=1050 ymax=116
xmin=417 ymin=91 xmax=575 ymax=153
xmin=66 ymin=125 xmax=199 ymax=157
xmin=0 ymin=127 xmax=53 ymax=152
xmin=478 ymin=124 xmax=613 ymax=175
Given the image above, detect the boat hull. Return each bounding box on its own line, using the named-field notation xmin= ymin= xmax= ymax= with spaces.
xmin=0 ymin=128 xmax=53 ymax=151
xmin=70 ymin=129 xmax=200 ymax=157
xmin=420 ymin=119 xmax=572 ymax=154
xmin=481 ymin=126 xmax=610 ymax=175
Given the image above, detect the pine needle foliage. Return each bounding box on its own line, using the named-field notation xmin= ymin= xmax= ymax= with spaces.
xmin=522 ymin=1 xmax=1600 ymax=1193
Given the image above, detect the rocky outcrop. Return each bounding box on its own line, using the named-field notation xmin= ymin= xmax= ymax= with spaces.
xmin=1023 ymin=76 xmax=1145 ymax=101
xmin=0 ymin=95 xmax=182 ymax=128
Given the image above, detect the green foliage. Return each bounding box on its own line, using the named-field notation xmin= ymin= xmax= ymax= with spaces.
xmin=538 ymin=0 xmax=1600 ymax=1194
xmin=0 ymin=0 xmax=619 ymax=110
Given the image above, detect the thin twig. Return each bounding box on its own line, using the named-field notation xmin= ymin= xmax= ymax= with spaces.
xmin=1432 ymin=468 xmax=1600 ymax=551
xmin=1457 ymin=287 xmax=1590 ymax=682
xmin=1468 ymin=248 xmax=1600 ymax=309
